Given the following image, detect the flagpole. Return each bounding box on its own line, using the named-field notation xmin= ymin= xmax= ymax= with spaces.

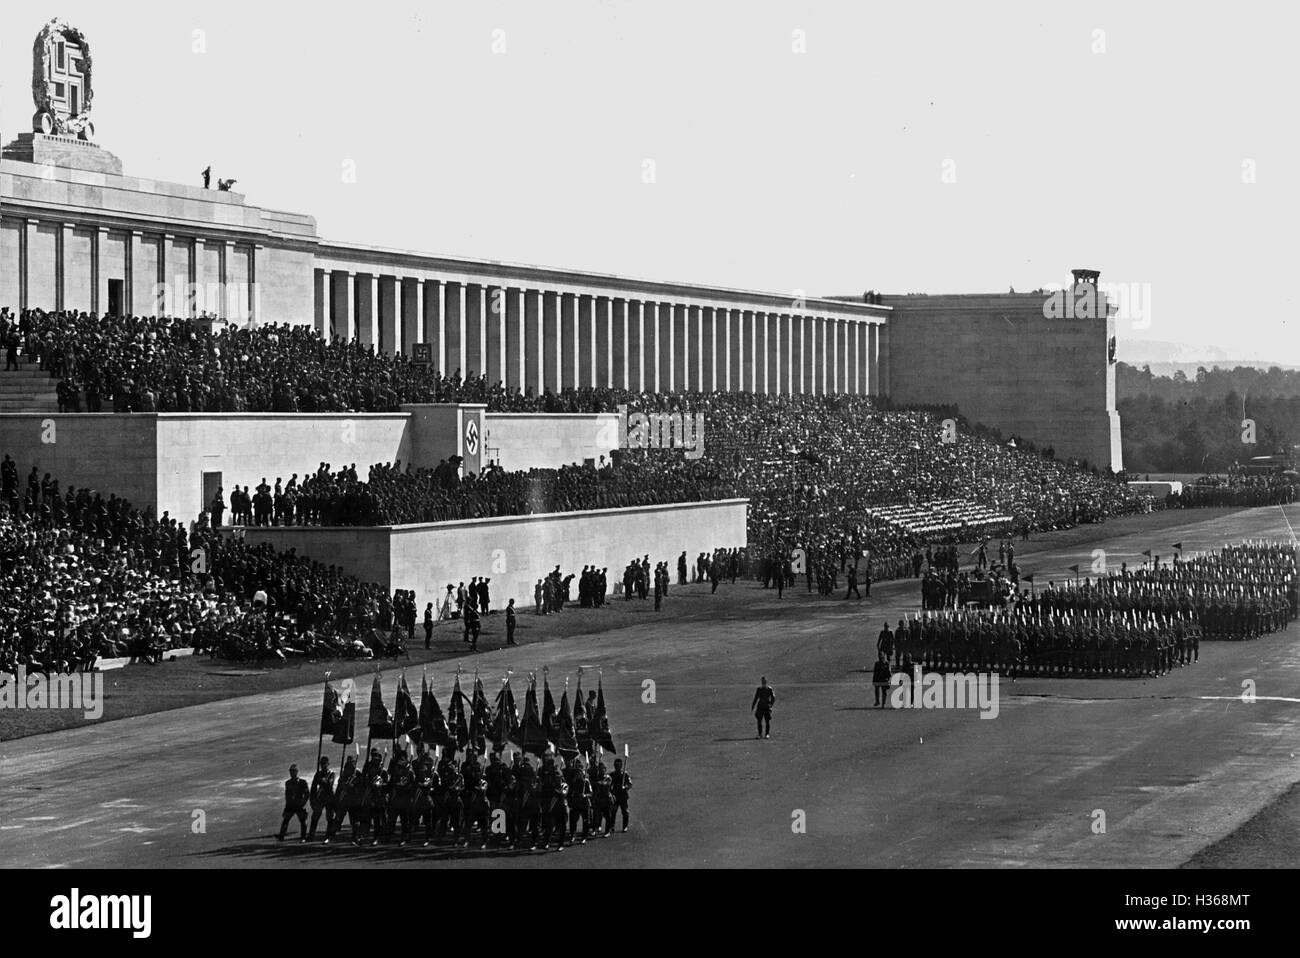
xmin=317 ymin=671 xmax=331 ymax=771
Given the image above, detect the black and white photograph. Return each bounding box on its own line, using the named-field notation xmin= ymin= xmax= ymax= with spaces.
xmin=0 ymin=0 xmax=1295 ymax=938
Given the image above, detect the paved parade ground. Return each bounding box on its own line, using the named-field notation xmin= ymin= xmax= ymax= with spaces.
xmin=2 ymin=504 xmax=1298 ymax=869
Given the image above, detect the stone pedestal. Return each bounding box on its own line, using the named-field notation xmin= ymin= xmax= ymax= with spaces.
xmin=2 ymin=132 xmax=123 ymax=175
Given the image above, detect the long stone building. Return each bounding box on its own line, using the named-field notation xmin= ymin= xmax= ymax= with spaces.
xmin=0 ymin=18 xmax=1121 ymax=469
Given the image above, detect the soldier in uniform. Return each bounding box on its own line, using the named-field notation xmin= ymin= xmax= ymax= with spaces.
xmin=564 ymin=755 xmax=593 ymax=844
xmin=591 ymin=760 xmax=614 ymax=837
xmin=307 ymin=755 xmax=336 ymax=843
xmin=609 ymin=757 xmax=632 ymax=834
xmin=361 ymin=747 xmax=388 ymax=845
xmin=276 ymin=763 xmax=310 ymax=843
xmin=751 ymin=676 xmax=775 ymax=739
xmin=336 ymin=754 xmax=366 ymax=845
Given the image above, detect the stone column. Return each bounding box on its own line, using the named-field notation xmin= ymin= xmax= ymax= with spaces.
xmin=91 ymin=226 xmax=103 ymax=315
xmin=315 ymin=270 xmax=328 ymax=340
xmin=561 ymin=291 xmax=578 ymax=389
xmin=524 ymin=289 xmax=542 ymax=395
xmin=505 ymin=287 xmax=523 ymax=392
xmin=577 ymin=294 xmax=594 ymax=387
xmin=594 ymin=295 xmax=611 ymax=388
xmin=378 ymin=275 xmax=397 ymax=353
xmin=542 ymin=290 xmax=560 ymax=393
xmin=726 ymin=308 xmax=740 ymax=392
xmin=55 ymin=222 xmax=68 ymax=312
xmin=765 ymin=313 xmax=779 ymax=395
xmin=442 ymin=282 xmax=462 ymax=376
xmin=430 ymin=281 xmax=445 ymax=374
xmin=219 ymin=240 xmax=234 ymax=321
xmin=401 ymin=278 xmax=420 ymax=357
xmin=628 ymin=300 xmax=643 ymax=391
xmin=701 ymin=306 xmax=715 ymax=392
xmin=462 ymin=285 xmax=482 ymax=378
xmin=485 ymin=285 xmax=505 ymax=386
xmin=672 ymin=303 xmax=687 ymax=392
xmin=867 ymin=324 xmax=878 ymax=398
xmin=249 ymin=244 xmax=260 ymax=326
xmin=613 ymin=298 xmax=628 ymax=389
xmin=655 ymin=303 xmax=672 ymax=393
xmin=879 ymin=322 xmax=890 ymax=398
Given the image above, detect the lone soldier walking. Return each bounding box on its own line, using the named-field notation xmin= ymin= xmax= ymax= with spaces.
xmin=845 ymin=562 xmax=861 ymax=600
xmin=751 ymin=677 xmax=775 ymax=739
xmin=505 ymin=598 xmax=517 ymax=645
xmin=276 ymin=763 xmax=310 ymax=842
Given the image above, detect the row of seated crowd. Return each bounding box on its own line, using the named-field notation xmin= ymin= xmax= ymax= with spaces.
xmin=0 ymin=452 xmax=398 ymax=673
xmin=4 ymin=306 xmax=1292 ymax=674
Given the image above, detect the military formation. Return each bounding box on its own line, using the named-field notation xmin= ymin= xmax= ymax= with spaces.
xmin=277 ymin=669 xmax=631 ymax=852
xmin=876 ymin=607 xmax=1202 ymax=678
xmin=883 ymin=541 xmax=1297 ymax=678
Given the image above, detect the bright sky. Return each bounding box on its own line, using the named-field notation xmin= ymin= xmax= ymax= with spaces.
xmin=2 ymin=1 xmax=1296 ymax=360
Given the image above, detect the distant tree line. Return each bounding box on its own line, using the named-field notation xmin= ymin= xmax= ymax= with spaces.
xmin=1117 ymin=362 xmax=1300 ymax=473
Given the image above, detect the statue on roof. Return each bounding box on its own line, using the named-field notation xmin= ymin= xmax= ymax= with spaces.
xmin=31 ymin=19 xmax=96 ymax=140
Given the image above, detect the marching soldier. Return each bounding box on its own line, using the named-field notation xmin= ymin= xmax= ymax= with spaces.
xmin=307 ymin=755 xmax=336 ymax=842
xmin=751 ymin=676 xmax=775 ymax=739
xmin=276 ymin=763 xmax=310 ymax=843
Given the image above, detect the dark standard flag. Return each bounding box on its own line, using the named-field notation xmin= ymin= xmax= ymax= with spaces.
xmin=542 ymin=674 xmax=559 ymax=742
xmin=492 ymin=678 xmax=520 ymax=752
xmin=518 ymin=676 xmax=551 ymax=757
xmin=394 ymin=673 xmax=419 ymax=739
xmin=368 ymin=673 xmax=394 ymax=739
xmin=448 ymin=673 xmax=470 ymax=751
xmin=468 ymin=674 xmax=490 ymax=754
xmin=573 ymin=675 xmax=592 ymax=756
xmin=419 ymin=673 xmax=453 ymax=747
xmin=556 ymin=686 xmax=579 ymax=758
xmin=592 ymin=675 xmax=616 ymax=754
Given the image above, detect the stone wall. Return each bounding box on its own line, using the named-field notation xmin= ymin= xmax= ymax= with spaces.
xmin=881 ymin=293 xmax=1122 ymax=470
xmin=243 ymin=498 xmax=749 ymax=610
xmin=484 ymin=412 xmax=619 ymax=471
xmin=0 ymin=413 xmax=158 ymax=507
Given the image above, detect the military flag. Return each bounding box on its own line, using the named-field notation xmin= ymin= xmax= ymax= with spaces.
xmin=394 ymin=672 xmax=419 ymax=739
xmin=468 ymin=673 xmax=490 ymax=754
xmin=541 ymin=670 xmax=559 ymax=742
xmin=592 ymin=674 xmax=616 ymax=754
xmin=419 ymin=672 xmax=453 ymax=747
xmin=491 ymin=677 xmax=520 ymax=752
xmin=517 ymin=675 xmax=551 ymax=757
xmin=574 ymin=672 xmax=593 ymax=756
xmin=448 ymin=672 xmax=470 ymax=751
xmin=331 ymin=678 xmax=356 ymax=746
xmin=320 ymin=677 xmax=342 ymax=737
xmin=556 ymin=683 xmax=579 ymax=758
xmin=367 ymin=673 xmax=394 ymax=739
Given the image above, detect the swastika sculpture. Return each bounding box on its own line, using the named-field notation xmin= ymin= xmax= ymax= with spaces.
xmin=31 ymin=18 xmax=95 ymax=140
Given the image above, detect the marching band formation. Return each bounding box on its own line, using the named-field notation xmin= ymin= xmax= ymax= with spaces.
xmin=277 ymin=668 xmax=629 ymax=851
xmin=890 ymin=540 xmax=1298 ymax=678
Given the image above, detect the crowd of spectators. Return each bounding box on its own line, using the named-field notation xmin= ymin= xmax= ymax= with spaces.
xmin=0 ymin=452 xmax=394 ymax=672
xmin=8 ymin=307 xmax=1153 ymax=598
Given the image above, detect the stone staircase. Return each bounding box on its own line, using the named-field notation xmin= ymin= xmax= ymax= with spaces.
xmin=0 ymin=366 xmax=60 ymax=413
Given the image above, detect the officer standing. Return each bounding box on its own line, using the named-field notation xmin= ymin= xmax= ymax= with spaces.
xmin=276 ymin=763 xmax=310 ymax=843
xmin=505 ymin=598 xmax=517 ymax=646
xmin=751 ymin=676 xmax=775 ymax=739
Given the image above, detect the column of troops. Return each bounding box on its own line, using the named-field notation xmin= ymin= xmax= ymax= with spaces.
xmin=307 ymin=743 xmax=629 ymax=851
xmin=881 ymin=541 xmax=1297 ymax=678
xmin=278 ymin=671 xmax=631 ymax=851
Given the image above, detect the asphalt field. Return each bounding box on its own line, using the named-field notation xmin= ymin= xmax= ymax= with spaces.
xmin=2 ymin=504 xmax=1297 ymax=868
